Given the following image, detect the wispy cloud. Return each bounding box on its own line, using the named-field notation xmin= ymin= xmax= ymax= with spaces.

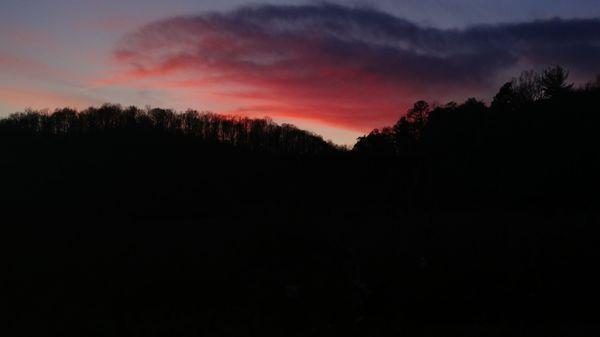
xmin=109 ymin=3 xmax=600 ymax=131
xmin=0 ymin=86 xmax=100 ymax=112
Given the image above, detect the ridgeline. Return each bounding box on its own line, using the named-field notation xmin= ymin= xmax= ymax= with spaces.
xmin=4 ymin=67 xmax=600 ymax=337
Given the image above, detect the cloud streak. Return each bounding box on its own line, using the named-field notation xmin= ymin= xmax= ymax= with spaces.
xmin=111 ymin=3 xmax=600 ymax=131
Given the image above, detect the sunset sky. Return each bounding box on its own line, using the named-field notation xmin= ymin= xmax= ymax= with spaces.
xmin=2 ymin=0 xmax=600 ymax=145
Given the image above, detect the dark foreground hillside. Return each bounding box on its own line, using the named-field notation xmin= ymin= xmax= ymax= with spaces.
xmin=3 ymin=70 xmax=600 ymax=336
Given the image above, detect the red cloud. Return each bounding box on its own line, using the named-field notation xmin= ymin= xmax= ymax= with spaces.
xmin=108 ymin=4 xmax=600 ymax=131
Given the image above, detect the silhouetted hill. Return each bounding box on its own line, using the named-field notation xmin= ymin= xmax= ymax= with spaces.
xmin=3 ymin=67 xmax=600 ymax=337
xmin=354 ymin=66 xmax=600 ymax=209
xmin=0 ymin=104 xmax=343 ymax=155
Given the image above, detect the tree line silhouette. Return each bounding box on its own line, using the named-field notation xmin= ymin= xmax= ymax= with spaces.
xmin=354 ymin=66 xmax=600 ymax=208
xmin=354 ymin=66 xmax=590 ymax=155
xmin=3 ymin=66 xmax=600 ymax=337
xmin=0 ymin=105 xmax=343 ymax=154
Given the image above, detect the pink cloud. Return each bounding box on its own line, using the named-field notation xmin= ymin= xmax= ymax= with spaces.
xmin=0 ymin=86 xmax=99 ymax=112
xmin=106 ymin=4 xmax=600 ymax=132
xmin=0 ymin=54 xmax=53 ymax=76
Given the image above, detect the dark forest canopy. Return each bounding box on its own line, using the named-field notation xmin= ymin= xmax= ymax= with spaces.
xmin=349 ymin=66 xmax=600 ymax=208
xmin=0 ymin=104 xmax=345 ymax=155
xmin=354 ymin=66 xmax=600 ymax=155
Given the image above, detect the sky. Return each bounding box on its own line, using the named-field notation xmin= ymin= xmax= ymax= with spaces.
xmin=1 ymin=0 xmax=600 ymax=145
